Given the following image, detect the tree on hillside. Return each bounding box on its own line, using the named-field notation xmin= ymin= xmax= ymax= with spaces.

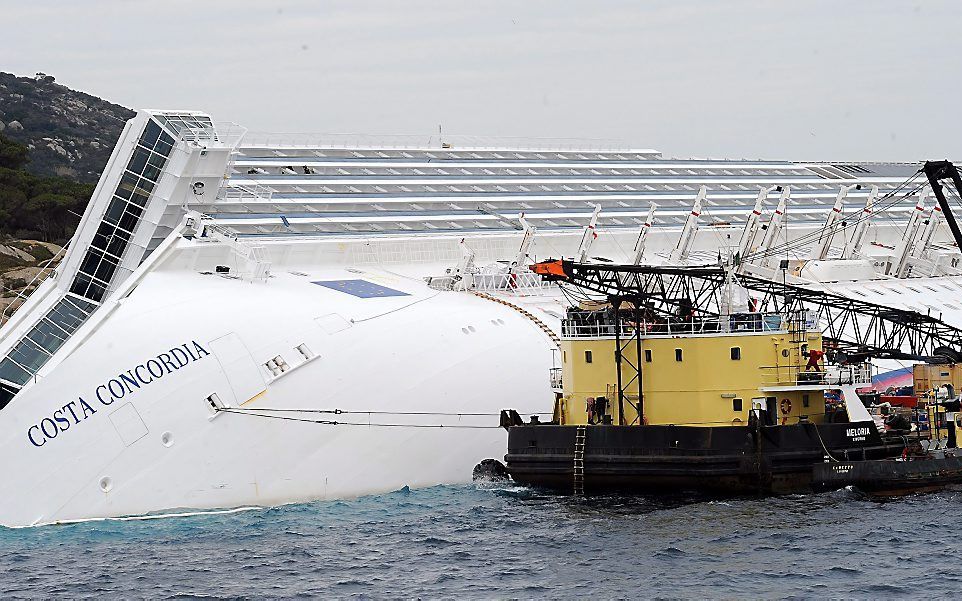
xmin=0 ymin=135 xmax=28 ymax=170
xmin=0 ymin=134 xmax=92 ymax=242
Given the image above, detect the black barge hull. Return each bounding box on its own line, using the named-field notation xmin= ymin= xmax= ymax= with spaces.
xmin=506 ymin=423 xmax=905 ymax=495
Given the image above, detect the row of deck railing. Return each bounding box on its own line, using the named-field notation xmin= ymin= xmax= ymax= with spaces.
xmin=758 ymin=363 xmax=874 ymax=388
xmin=560 ymin=311 xmax=813 ymax=338
xmin=238 ymin=132 xmax=633 ymax=152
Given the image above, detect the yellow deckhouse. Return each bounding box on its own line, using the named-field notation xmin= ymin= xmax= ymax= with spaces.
xmin=554 ymin=310 xmax=863 ymax=428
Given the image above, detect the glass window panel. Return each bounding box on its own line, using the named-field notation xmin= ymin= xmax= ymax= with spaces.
xmin=26 ymin=318 xmax=68 ymax=354
xmin=90 ymin=230 xmax=111 ymax=253
xmin=116 ymin=173 xmax=139 ymax=200
xmin=106 ymin=230 xmax=131 ymax=258
xmin=118 ymin=210 xmax=140 ymax=233
xmin=129 ymin=189 xmax=150 ymax=208
xmin=142 ymin=163 xmax=162 ymax=182
xmin=147 ymin=151 xmax=165 ymax=168
xmin=48 ymin=298 xmax=92 ymax=332
xmin=140 ymin=120 xmax=162 ymax=148
xmin=78 ymin=249 xmax=101 ymax=276
xmin=103 ymin=197 xmax=126 ymax=225
xmin=87 ymin=282 xmax=107 ymax=302
xmin=0 ymin=358 xmax=31 ymax=386
xmin=127 ymin=147 xmax=150 ymax=176
xmin=8 ymin=338 xmax=52 ymax=372
xmin=69 ymin=274 xmax=92 ymax=298
xmin=155 ymin=132 xmax=175 ymax=156
xmin=94 ymin=256 xmax=119 ymax=283
xmin=80 ymin=247 xmax=105 ymax=272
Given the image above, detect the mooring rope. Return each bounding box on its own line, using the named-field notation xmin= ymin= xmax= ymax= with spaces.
xmin=223 ymin=406 xmax=549 ymax=417
xmin=215 ymin=407 xmax=509 ymax=429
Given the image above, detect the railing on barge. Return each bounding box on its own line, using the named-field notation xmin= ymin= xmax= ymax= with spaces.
xmin=759 ymin=364 xmax=874 ymax=388
xmin=561 ymin=310 xmax=817 ymax=338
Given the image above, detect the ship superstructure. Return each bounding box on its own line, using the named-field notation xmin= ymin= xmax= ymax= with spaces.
xmin=0 ymin=110 xmax=954 ymax=526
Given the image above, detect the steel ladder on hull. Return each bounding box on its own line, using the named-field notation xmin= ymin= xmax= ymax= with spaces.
xmin=573 ymin=425 xmax=586 ymax=495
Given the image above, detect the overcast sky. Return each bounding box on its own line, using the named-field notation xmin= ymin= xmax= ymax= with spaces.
xmin=3 ymin=1 xmax=960 ymax=161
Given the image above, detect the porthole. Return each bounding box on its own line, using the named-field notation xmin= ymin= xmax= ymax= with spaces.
xmin=161 ymin=431 xmax=174 ymax=447
xmin=99 ymin=477 xmax=113 ymax=493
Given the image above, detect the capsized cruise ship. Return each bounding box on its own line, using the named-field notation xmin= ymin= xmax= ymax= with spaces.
xmin=0 ymin=110 xmax=955 ymax=526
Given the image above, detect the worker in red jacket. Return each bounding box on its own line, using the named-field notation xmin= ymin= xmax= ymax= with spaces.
xmin=805 ymin=349 xmax=825 ymax=372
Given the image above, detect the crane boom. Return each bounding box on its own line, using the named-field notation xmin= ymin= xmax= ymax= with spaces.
xmin=924 ymin=160 xmax=962 ymax=252
xmin=531 ymin=259 xmax=962 ymax=361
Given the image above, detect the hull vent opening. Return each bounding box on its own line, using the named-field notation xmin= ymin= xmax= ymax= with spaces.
xmin=264 ymin=355 xmax=290 ymax=377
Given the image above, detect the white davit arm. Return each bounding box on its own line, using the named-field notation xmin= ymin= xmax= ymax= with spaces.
xmin=736 ymin=186 xmax=775 ymax=262
xmin=813 ymin=184 xmax=859 ymax=260
xmin=887 ymin=192 xmax=926 ymax=276
xmin=842 ymin=185 xmax=878 ymax=259
xmin=632 ymin=203 xmax=658 ymax=265
xmin=451 ymin=237 xmax=477 ymax=290
xmin=511 ymin=213 xmax=537 ymax=273
xmin=758 ymin=186 xmax=791 ymax=268
xmin=915 ymin=197 xmax=944 ymax=259
xmin=576 ymin=204 xmax=603 ymax=262
xmin=669 ymin=186 xmax=707 ymax=263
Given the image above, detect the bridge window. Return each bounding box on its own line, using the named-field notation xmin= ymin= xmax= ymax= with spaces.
xmin=675 ymin=348 xmax=683 ymax=362
xmin=644 ymin=349 xmax=652 ymax=363
xmin=733 ymin=398 xmax=743 ymax=412
xmin=803 ymin=394 xmax=810 ymax=408
xmin=584 ymin=350 xmax=593 ymax=364
xmin=730 ymin=347 xmax=741 ymax=360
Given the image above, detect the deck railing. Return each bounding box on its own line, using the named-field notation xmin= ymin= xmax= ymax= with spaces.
xmin=759 ymin=363 xmax=873 ymax=388
xmin=561 ymin=311 xmax=794 ymax=338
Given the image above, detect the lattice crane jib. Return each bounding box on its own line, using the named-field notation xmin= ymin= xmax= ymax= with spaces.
xmin=532 ymin=260 xmax=962 ymax=363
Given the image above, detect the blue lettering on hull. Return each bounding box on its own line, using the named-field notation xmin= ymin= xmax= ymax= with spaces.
xmin=26 ymin=340 xmax=211 ymax=448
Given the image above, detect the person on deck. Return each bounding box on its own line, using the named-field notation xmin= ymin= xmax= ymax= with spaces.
xmin=805 ymin=349 xmax=825 ymax=372
xmin=586 ymin=397 xmax=596 ymax=424
xmin=595 ymin=396 xmax=608 ymax=423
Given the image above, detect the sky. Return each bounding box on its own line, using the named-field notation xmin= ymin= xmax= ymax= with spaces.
xmin=3 ymin=0 xmax=960 ymax=162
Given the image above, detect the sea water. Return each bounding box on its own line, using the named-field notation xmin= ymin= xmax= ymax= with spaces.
xmin=2 ymin=484 xmax=961 ymax=598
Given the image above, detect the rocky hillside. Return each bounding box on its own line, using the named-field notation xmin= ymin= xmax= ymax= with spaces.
xmin=0 ymin=72 xmax=134 ymax=182
xmin=0 ymin=240 xmax=62 ymax=325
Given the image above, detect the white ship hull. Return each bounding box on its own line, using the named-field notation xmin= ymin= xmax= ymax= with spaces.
xmin=0 ymin=252 xmax=567 ymax=526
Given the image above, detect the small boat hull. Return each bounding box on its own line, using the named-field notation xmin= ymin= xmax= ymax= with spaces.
xmin=812 ymin=456 xmax=962 ymax=497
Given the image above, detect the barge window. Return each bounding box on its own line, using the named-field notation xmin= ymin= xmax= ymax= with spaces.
xmin=585 ymin=350 xmax=593 ymax=364
xmin=730 ymin=347 xmax=741 ymax=360
xmin=675 ymin=348 xmax=683 ymax=362
xmin=733 ymin=398 xmax=742 ymax=412
xmin=644 ymin=349 xmax=652 ymax=363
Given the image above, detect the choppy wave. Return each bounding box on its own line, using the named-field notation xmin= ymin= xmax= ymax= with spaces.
xmin=2 ymin=483 xmax=959 ymax=598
